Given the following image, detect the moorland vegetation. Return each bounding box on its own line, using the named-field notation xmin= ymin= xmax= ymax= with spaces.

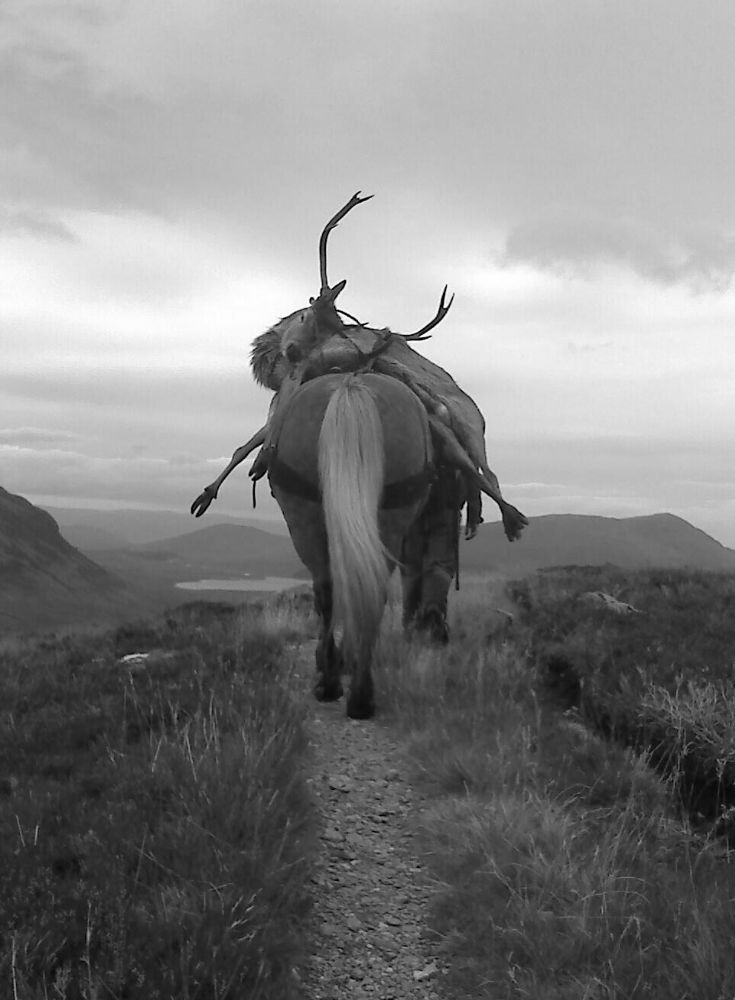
xmin=377 ymin=566 xmax=735 ymax=998
xmin=2 ymin=568 xmax=734 ymax=998
xmin=0 ymin=601 xmax=316 ymax=1000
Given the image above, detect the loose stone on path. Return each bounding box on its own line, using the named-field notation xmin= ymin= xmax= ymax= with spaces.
xmin=303 ymin=696 xmax=444 ymax=1000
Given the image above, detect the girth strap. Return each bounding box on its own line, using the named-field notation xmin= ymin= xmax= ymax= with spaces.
xmin=269 ymin=455 xmax=433 ymax=509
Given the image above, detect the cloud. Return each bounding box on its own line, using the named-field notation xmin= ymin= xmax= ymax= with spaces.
xmin=501 ymin=213 xmax=735 ymax=291
xmin=0 ymin=205 xmax=76 ymax=241
xmin=3 ymin=0 xmax=735 ymax=550
xmin=0 ymin=438 xmax=280 ymax=519
xmin=5 ymin=0 xmax=735 ymax=278
xmin=168 ymin=453 xmax=204 ymax=468
xmin=0 ymin=427 xmax=83 ymax=448
xmin=0 ymin=442 xmax=210 ymax=507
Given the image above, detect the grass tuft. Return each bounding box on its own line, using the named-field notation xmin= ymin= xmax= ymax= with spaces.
xmin=515 ymin=567 xmax=735 ymax=822
xmin=0 ymin=599 xmax=317 ymax=999
xmin=375 ymin=573 xmax=735 ymax=999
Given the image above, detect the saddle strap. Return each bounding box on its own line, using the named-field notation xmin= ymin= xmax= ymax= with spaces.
xmin=269 ymin=455 xmax=434 ymax=510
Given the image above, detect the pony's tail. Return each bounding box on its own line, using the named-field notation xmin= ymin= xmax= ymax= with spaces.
xmin=318 ymin=376 xmax=389 ymax=665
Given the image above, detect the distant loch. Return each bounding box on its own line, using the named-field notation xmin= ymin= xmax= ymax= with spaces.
xmin=176 ymin=577 xmax=306 ymax=593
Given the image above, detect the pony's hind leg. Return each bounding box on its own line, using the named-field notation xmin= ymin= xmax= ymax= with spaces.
xmin=346 ymin=653 xmax=375 ymax=720
xmin=313 ymin=580 xmax=343 ymax=702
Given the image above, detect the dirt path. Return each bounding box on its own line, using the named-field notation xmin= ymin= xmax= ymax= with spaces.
xmin=301 ymin=687 xmax=445 ymax=1000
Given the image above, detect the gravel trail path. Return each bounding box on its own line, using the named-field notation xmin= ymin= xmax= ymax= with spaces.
xmin=302 ymin=692 xmax=445 ymax=1000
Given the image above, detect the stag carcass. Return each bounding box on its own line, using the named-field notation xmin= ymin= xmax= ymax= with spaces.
xmin=193 ymin=193 xmax=527 ymax=542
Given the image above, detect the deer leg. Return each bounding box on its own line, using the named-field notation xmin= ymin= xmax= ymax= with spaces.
xmin=427 ymin=416 xmax=528 ymax=541
xmin=371 ymin=359 xmax=527 ymax=541
xmin=190 ymin=426 xmax=267 ymax=517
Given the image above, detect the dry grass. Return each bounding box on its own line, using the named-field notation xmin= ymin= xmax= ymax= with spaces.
xmin=373 ymin=574 xmax=735 ymax=999
xmin=5 ymin=568 xmax=735 ymax=999
xmin=0 ymin=600 xmax=318 ymax=1000
xmin=515 ymin=567 xmax=735 ymax=822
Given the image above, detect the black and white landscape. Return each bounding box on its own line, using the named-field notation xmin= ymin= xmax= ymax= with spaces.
xmin=2 ymin=486 xmax=734 ymax=635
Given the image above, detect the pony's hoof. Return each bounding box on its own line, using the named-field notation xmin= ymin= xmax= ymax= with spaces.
xmin=314 ymin=679 xmax=343 ymax=702
xmin=420 ymin=606 xmax=450 ymax=645
xmin=346 ymin=695 xmax=375 ymax=720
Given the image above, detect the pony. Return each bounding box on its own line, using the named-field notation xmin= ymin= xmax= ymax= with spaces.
xmin=268 ymin=371 xmax=433 ymax=718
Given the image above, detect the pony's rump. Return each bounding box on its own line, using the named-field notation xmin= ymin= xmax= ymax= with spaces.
xmin=268 ymin=372 xmax=432 ymax=507
xmin=268 ymin=371 xmax=432 ymax=718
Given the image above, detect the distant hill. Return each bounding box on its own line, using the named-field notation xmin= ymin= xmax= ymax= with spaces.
xmin=136 ymin=523 xmax=303 ymax=576
xmin=93 ymin=512 xmax=735 ymax=592
xmin=0 ymin=487 xmax=145 ymax=634
xmin=91 ymin=523 xmax=306 ymax=597
xmin=461 ymin=513 xmax=735 ymax=575
xmin=44 ymin=505 xmax=289 ymax=549
xmin=8 ymin=498 xmax=731 ymax=636
xmin=57 ymin=523 xmax=130 ymax=551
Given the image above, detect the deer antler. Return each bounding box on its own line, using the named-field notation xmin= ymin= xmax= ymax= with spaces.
xmin=337 ymin=308 xmax=369 ymax=327
xmin=400 ymin=285 xmax=455 ymax=341
xmin=318 ymin=191 xmax=373 ymax=294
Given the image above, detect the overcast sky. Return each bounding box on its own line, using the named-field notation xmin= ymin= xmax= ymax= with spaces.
xmin=2 ymin=0 xmax=734 ymax=545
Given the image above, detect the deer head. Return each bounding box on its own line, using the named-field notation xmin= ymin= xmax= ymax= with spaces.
xmin=275 ymin=192 xmax=454 ymax=364
xmin=272 ymin=305 xmax=320 ymax=367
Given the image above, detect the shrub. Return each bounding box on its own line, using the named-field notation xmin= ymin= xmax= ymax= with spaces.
xmin=514 ymin=568 xmax=735 ymax=823
xmin=375 ymin=575 xmax=735 ymax=999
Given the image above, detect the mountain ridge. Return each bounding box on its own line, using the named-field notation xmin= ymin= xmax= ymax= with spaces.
xmin=5 ymin=489 xmax=733 ymax=636
xmin=90 ymin=521 xmax=305 ymax=590
xmin=43 ymin=505 xmax=289 ymax=549
xmin=84 ymin=510 xmax=735 ymax=581
xmin=0 ymin=487 xmax=146 ymax=634
xmin=461 ymin=512 xmax=735 ymax=574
